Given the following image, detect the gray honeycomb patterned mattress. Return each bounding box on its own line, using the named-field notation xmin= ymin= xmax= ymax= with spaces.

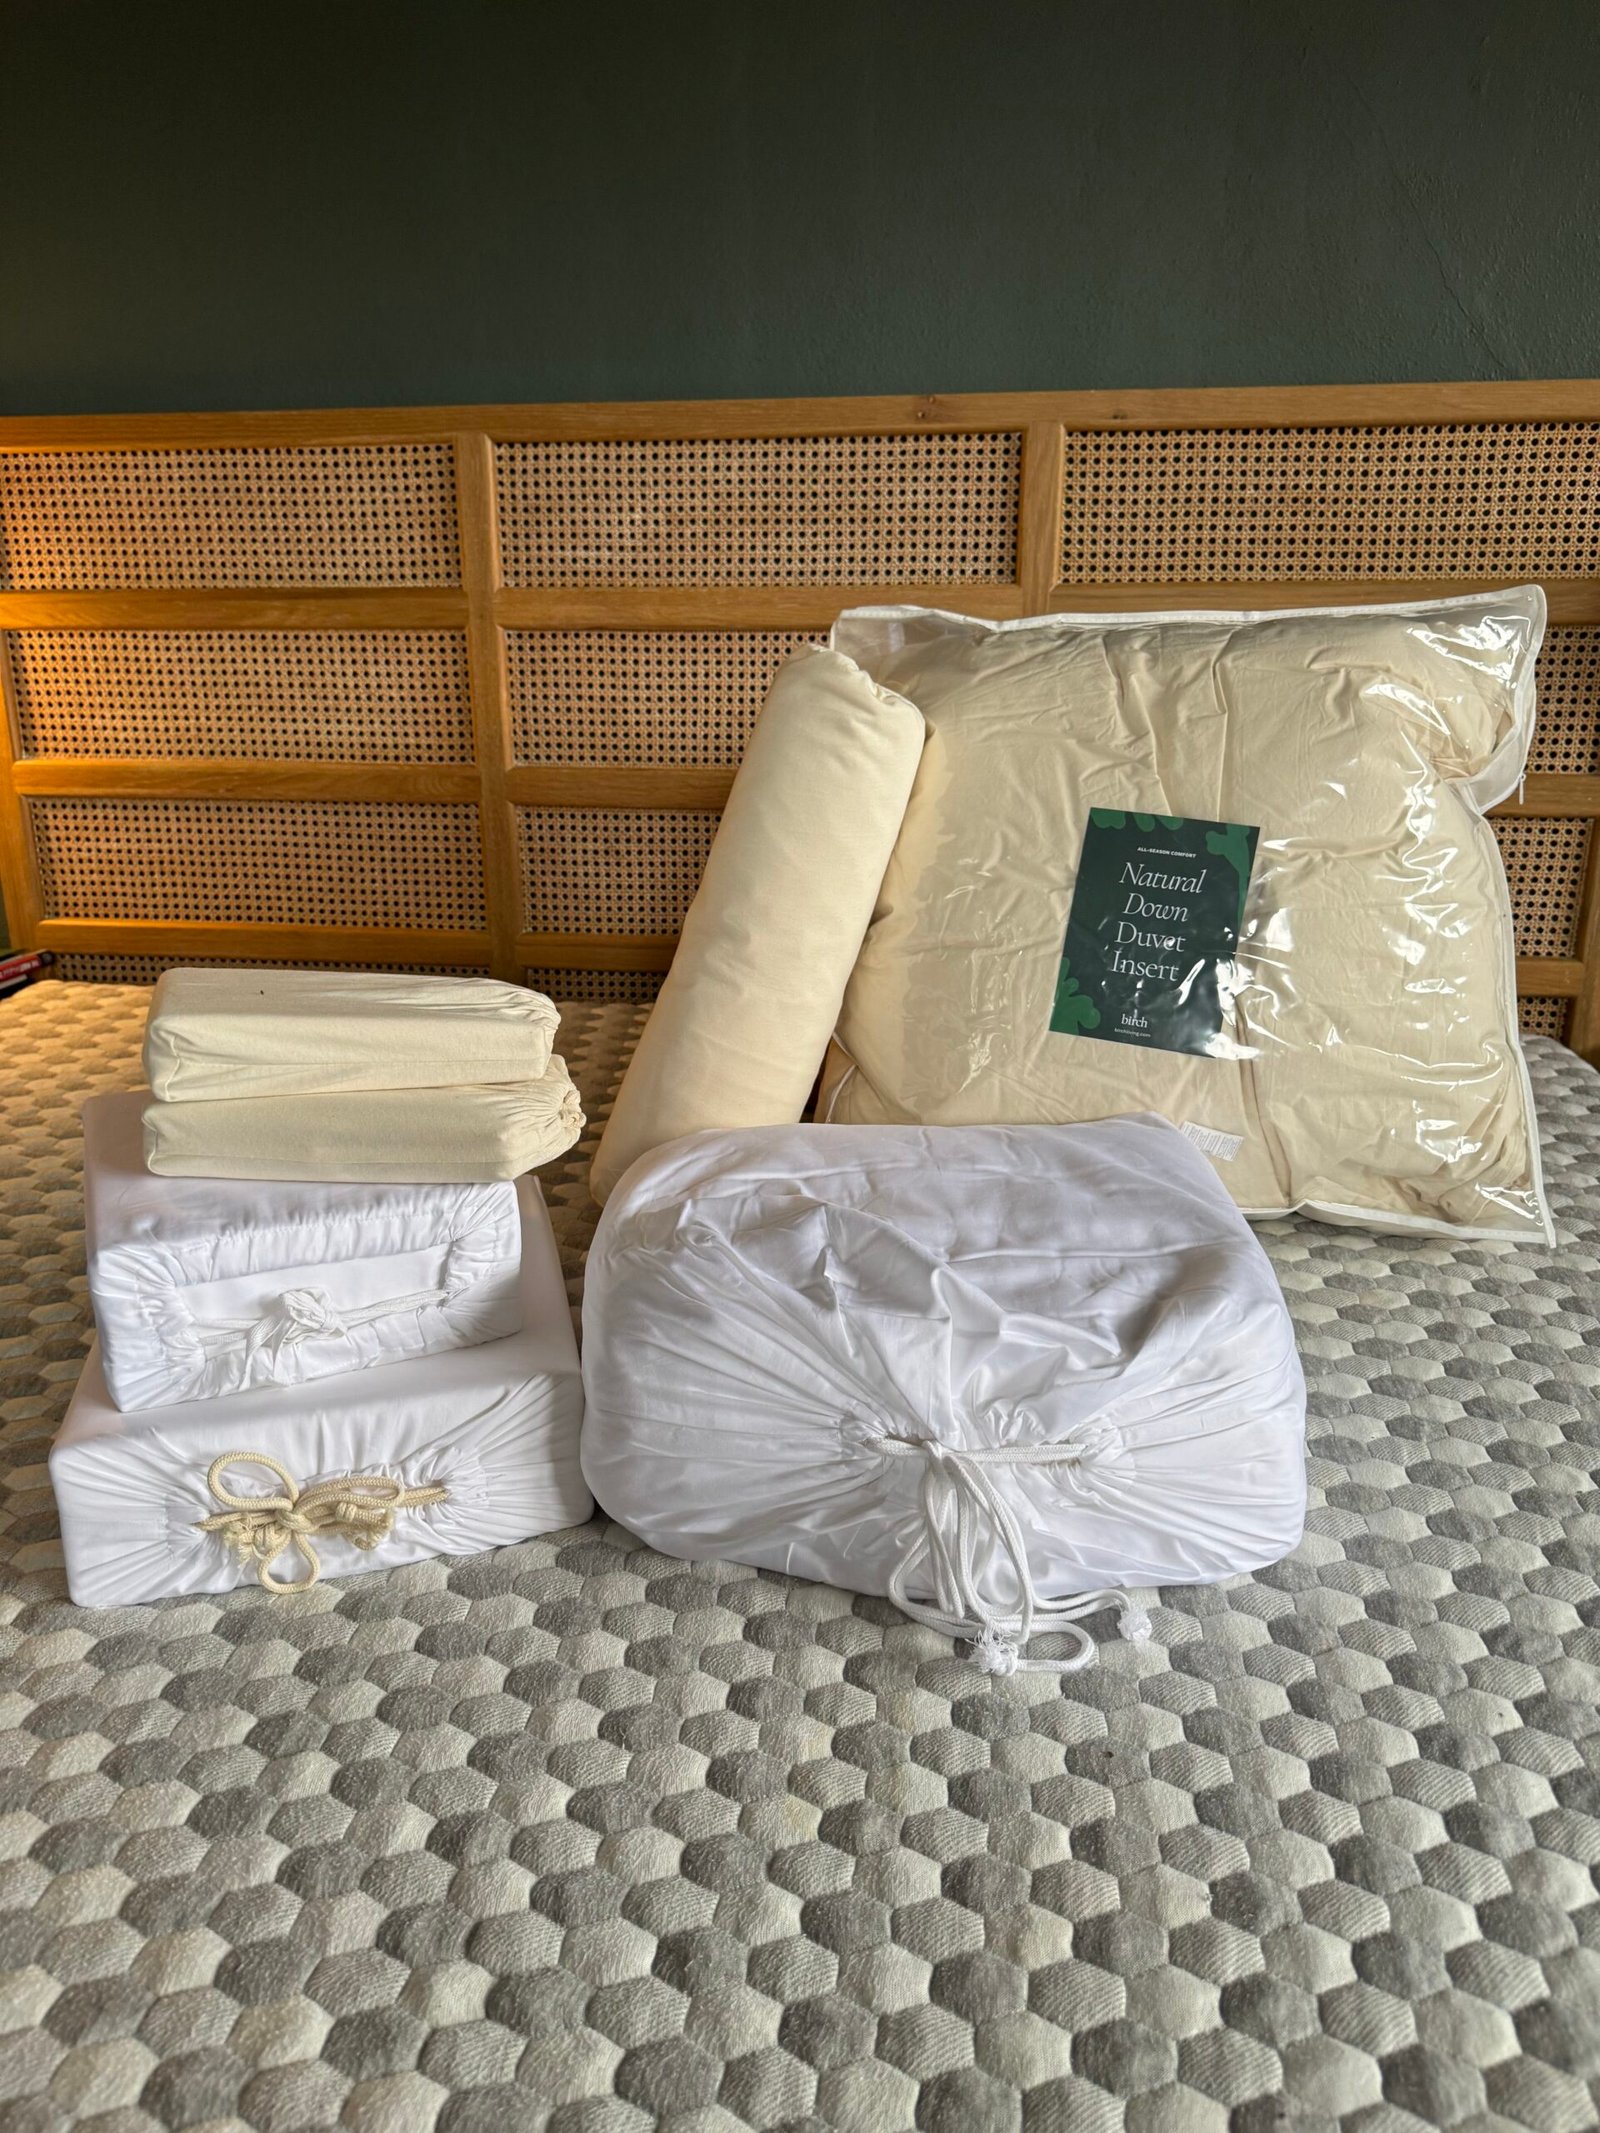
xmin=1 ymin=980 xmax=1598 ymax=2133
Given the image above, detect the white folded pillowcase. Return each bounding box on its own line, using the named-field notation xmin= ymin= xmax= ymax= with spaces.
xmin=54 ymin=1177 xmax=589 ymax=1607
xmin=829 ymin=590 xmax=1551 ymax=1241
xmin=582 ymin=1118 xmax=1307 ymax=1671
xmin=144 ymin=966 xmax=560 ymax=1102
xmin=85 ymin=1089 xmax=526 ymax=1410
xmin=142 ymin=1058 xmax=583 ymax=1182
xmin=590 ymin=644 xmax=924 ymax=1203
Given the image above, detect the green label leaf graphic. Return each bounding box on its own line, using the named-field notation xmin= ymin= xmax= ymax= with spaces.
xmin=1051 ymin=959 xmax=1102 ymax=1034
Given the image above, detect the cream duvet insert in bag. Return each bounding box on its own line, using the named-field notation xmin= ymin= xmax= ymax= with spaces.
xmin=830 ymin=590 xmax=1551 ymax=1241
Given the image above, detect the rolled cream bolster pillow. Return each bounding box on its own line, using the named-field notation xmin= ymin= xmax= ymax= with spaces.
xmin=143 ymin=1057 xmax=584 ymax=1184
xmin=590 ymin=645 xmax=925 ymax=1204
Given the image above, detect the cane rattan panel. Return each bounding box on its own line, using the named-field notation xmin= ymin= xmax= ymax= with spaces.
xmin=7 ymin=631 xmax=473 ymax=761
xmin=1530 ymin=629 xmax=1600 ymax=776
xmin=524 ymin=965 xmax=664 ymax=1005
xmin=52 ymin=955 xmax=492 ymax=984
xmin=0 ymin=388 xmax=1596 ymax=1055
xmin=1518 ymin=995 xmax=1573 ymax=1041
xmin=1493 ymin=815 xmax=1593 ymax=959
xmin=519 ymin=808 xmax=720 ymax=935
xmin=0 ymin=446 xmax=460 ymax=589
xmin=33 ymin=800 xmax=484 ymax=929
xmin=508 ymin=630 xmax=826 ymax=764
xmin=1060 ymin=423 xmax=1600 ymax=583
xmin=496 ymin=434 xmax=1021 ymax=587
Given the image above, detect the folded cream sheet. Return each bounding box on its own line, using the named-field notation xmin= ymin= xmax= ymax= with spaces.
xmin=144 ymin=1057 xmax=584 ymax=1182
xmin=144 ymin=967 xmax=561 ymax=1102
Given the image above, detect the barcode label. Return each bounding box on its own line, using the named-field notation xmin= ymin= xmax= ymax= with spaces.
xmin=1180 ymin=1120 xmax=1243 ymax=1163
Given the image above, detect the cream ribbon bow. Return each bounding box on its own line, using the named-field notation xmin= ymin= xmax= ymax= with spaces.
xmin=195 ymin=1451 xmax=449 ymax=1593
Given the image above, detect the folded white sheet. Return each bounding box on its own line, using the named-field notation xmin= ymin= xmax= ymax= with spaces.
xmin=54 ymin=1177 xmax=589 ymax=1606
xmin=86 ymin=1090 xmax=525 ymax=1410
xmin=582 ymin=1119 xmax=1307 ymax=1671
xmin=143 ymin=967 xmax=561 ymax=1102
xmin=141 ymin=1058 xmax=583 ymax=1182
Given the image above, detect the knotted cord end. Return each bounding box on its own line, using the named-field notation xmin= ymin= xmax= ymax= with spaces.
xmin=968 ymin=1625 xmax=1021 ymax=1676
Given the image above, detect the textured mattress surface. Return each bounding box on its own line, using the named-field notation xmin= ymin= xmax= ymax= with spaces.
xmin=84 ymin=1091 xmax=524 ymax=1411
xmin=2 ymin=980 xmax=1599 ymax=2133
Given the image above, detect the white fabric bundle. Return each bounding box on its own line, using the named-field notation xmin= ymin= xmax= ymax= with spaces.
xmin=582 ymin=1118 xmax=1307 ymax=1672
xmin=85 ymin=1091 xmax=525 ymax=1410
xmin=144 ymin=967 xmax=560 ymax=1102
xmin=54 ymin=1177 xmax=589 ymax=1607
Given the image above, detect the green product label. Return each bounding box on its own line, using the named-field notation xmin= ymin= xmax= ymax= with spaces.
xmin=1050 ymin=809 xmax=1259 ymax=1056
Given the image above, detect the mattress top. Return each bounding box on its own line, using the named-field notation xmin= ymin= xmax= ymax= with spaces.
xmin=4 ymin=980 xmax=1599 ymax=2130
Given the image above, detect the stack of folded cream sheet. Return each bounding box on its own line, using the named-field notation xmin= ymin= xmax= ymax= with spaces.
xmin=141 ymin=967 xmax=583 ymax=1181
xmin=50 ymin=970 xmax=591 ymax=1606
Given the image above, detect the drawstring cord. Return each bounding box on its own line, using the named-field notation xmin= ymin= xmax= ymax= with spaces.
xmin=878 ymin=1435 xmax=1153 ymax=1675
xmin=195 ymin=1450 xmax=449 ymax=1592
xmin=189 ymin=1243 xmax=477 ymax=1377
xmin=193 ymin=1282 xmax=459 ymax=1372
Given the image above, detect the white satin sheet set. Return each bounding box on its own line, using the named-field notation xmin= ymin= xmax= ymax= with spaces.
xmin=84 ymin=1092 xmax=526 ymax=1411
xmin=56 ymin=1176 xmax=587 ymax=1608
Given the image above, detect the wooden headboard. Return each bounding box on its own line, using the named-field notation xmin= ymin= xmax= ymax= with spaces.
xmin=0 ymin=383 xmax=1596 ymax=1058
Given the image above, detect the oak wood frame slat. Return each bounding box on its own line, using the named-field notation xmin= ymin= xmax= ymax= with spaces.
xmin=0 ymin=632 xmax=44 ymax=950
xmin=4 ymin=378 xmax=1600 ymax=447
xmin=31 ymin=918 xmax=490 ymax=965
xmin=453 ymin=431 xmax=522 ymax=982
xmin=0 ymin=592 xmax=469 ymax=629
xmin=11 ymin=760 xmax=482 ymax=804
xmin=12 ymin=759 xmax=1584 ymax=821
xmin=2 ymin=380 xmax=1598 ymax=1056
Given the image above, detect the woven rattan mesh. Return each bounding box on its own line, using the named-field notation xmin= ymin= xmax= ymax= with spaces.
xmin=524 ymin=965 xmax=664 ymax=1005
xmin=519 ymin=808 xmax=719 ymax=934
xmin=1518 ymin=994 xmax=1573 ymax=1040
xmin=496 ymin=434 xmax=1021 ymax=587
xmin=1059 ymin=424 xmax=1600 ymax=582
xmin=508 ymin=630 xmax=826 ymax=764
xmin=0 ymin=446 xmax=459 ymax=589
xmin=7 ymin=631 xmax=473 ymax=761
xmin=51 ymin=956 xmax=491 ymax=984
xmin=33 ymin=800 xmax=484 ymax=928
xmin=1530 ymin=629 xmax=1600 ymax=776
xmin=502 ymin=624 xmax=1599 ymax=777
xmin=1493 ymin=815 xmax=1592 ymax=958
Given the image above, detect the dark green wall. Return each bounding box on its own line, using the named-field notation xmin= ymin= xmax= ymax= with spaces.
xmin=3 ymin=0 xmax=1598 ymax=414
